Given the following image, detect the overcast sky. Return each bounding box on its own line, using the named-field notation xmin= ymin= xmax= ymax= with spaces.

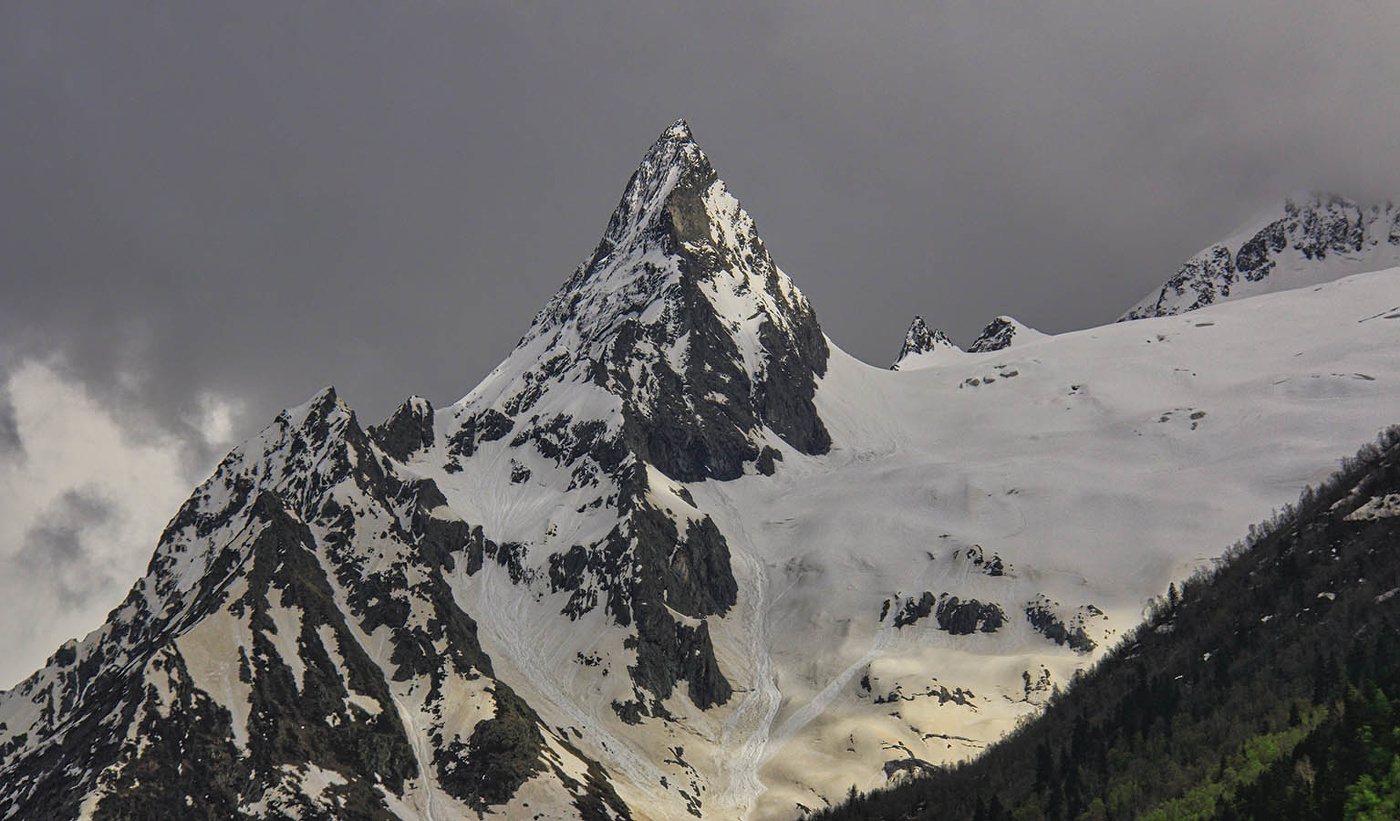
xmin=3 ymin=0 xmax=1399 ymax=686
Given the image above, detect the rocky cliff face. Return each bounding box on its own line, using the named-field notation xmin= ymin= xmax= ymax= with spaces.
xmin=1122 ymin=192 xmax=1400 ymax=320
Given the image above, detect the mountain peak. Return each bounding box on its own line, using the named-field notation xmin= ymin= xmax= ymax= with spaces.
xmin=520 ymin=119 xmax=733 ymax=346
xmin=967 ymin=315 xmax=1047 ymax=353
xmin=655 ymin=117 xmax=699 ymax=157
xmin=460 ymin=120 xmax=831 ymax=483
xmin=594 ymin=118 xmax=714 ymax=250
xmin=891 ymin=315 xmax=960 ymax=370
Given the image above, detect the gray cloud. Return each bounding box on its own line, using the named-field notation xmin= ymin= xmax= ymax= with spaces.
xmin=0 ymin=384 xmax=20 ymax=457
xmin=2 ymin=0 xmax=1399 ymax=452
xmin=16 ymin=488 xmax=117 ymax=607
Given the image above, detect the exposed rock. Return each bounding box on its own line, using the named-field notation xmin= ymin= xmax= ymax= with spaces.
xmin=891 ymin=315 xmax=959 ymax=369
xmin=968 ymin=316 xmax=1046 ymax=353
xmin=368 ymin=396 xmax=435 ymax=461
xmin=892 ymin=592 xmax=1006 ymax=634
xmin=1025 ymin=597 xmax=1097 ymax=653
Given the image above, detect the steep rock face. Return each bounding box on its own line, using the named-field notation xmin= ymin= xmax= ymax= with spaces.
xmin=0 ymin=389 xmax=630 ymax=820
xmin=1122 ymin=192 xmax=1400 ymax=320
xmin=890 ymin=316 xmax=960 ymax=370
xmin=367 ymin=396 xmax=435 ymax=462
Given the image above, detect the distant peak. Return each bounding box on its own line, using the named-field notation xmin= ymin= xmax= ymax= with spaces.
xmin=1121 ymin=190 xmax=1400 ymax=321
xmin=968 ymin=316 xmax=1046 ymax=353
xmin=288 ymin=385 xmax=340 ymax=418
xmin=891 ymin=315 xmax=959 ymax=369
xmin=463 ymin=121 xmax=832 ymax=481
xmin=523 ymin=119 xmax=791 ymax=347
xmin=634 ymin=118 xmax=708 ymax=185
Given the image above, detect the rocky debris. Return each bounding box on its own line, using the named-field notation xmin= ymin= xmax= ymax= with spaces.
xmin=882 ymin=755 xmax=939 ymax=782
xmin=960 ymin=544 xmax=1007 ymax=576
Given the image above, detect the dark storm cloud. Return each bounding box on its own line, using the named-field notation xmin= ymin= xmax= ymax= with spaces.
xmin=16 ymin=488 xmax=116 ymax=606
xmin=0 ymin=384 xmax=20 ymax=456
xmin=3 ymin=0 xmax=1399 ymax=444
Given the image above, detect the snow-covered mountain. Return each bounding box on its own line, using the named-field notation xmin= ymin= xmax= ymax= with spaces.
xmin=4 ymin=123 xmax=1400 ymax=821
xmin=1122 ymin=192 xmax=1400 ymax=320
xmin=889 ymin=316 xmax=959 ymax=370
xmin=889 ymin=315 xmax=1048 ymax=371
xmin=966 ymin=316 xmax=1048 ymax=353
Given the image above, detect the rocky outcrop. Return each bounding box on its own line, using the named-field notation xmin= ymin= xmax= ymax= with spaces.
xmin=967 ymin=316 xmax=1046 ymax=353
xmin=890 ymin=315 xmax=960 ymax=370
xmin=367 ymin=396 xmax=435 ymax=461
xmin=1025 ymin=596 xmax=1098 ymax=653
xmin=892 ymin=592 xmax=1007 ymax=634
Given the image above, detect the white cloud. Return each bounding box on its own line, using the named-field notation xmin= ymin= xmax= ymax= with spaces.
xmin=190 ymin=390 xmax=242 ymax=450
xmin=0 ymin=359 xmax=228 ymax=689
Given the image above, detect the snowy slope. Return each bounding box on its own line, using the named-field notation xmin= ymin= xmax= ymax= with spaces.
xmin=434 ymin=264 xmax=1400 ymax=820
xmin=4 ymin=123 xmax=1400 ymax=821
xmin=1122 ymin=192 xmax=1400 ymax=320
xmin=699 ymin=269 xmax=1400 ymax=816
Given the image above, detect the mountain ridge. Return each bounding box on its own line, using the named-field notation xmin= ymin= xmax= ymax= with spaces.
xmin=1122 ymin=191 xmax=1400 ymax=320
xmin=5 ymin=124 xmax=1400 ymax=821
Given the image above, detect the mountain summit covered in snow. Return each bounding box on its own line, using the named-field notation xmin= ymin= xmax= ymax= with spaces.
xmin=4 ymin=123 xmax=1400 ymax=821
xmin=1122 ymin=191 xmax=1400 ymax=320
xmin=890 ymin=316 xmax=958 ymax=370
